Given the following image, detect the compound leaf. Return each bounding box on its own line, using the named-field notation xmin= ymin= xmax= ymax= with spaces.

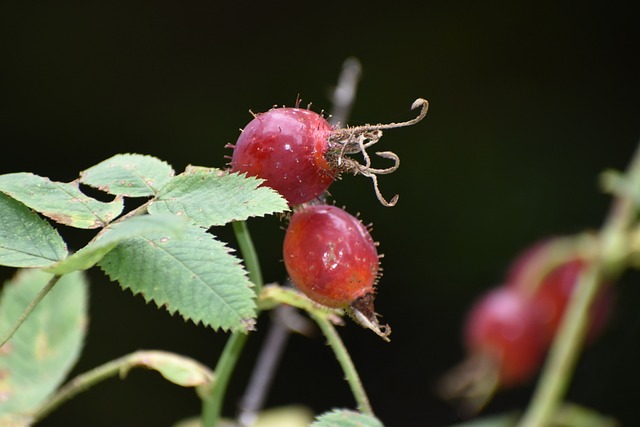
xmin=0 ymin=269 xmax=88 ymax=417
xmin=148 ymin=166 xmax=288 ymax=227
xmin=312 ymin=409 xmax=384 ymax=427
xmin=98 ymin=224 xmax=256 ymax=332
xmin=0 ymin=173 xmax=123 ymax=229
xmin=47 ymin=214 xmax=187 ymax=274
xmin=79 ymin=153 xmax=174 ymax=197
xmin=0 ymin=193 xmax=68 ymax=268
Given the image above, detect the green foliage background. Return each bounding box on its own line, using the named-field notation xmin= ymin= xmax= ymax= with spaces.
xmin=1 ymin=2 xmax=639 ymax=426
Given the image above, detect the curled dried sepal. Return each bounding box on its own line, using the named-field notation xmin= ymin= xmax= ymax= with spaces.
xmin=328 ymin=98 xmax=429 ymax=207
xmin=339 ymin=151 xmax=401 ymax=206
xmin=348 ymin=293 xmax=391 ymax=342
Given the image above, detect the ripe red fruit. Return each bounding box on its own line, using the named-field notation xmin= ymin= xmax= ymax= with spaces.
xmin=518 ymin=260 xmax=614 ymax=345
xmin=506 ymin=239 xmax=613 ymax=345
xmin=283 ymin=204 xmax=379 ymax=308
xmin=230 ymin=107 xmax=335 ymax=206
xmin=463 ymin=286 xmax=546 ymax=387
xmin=230 ymin=98 xmax=429 ymax=207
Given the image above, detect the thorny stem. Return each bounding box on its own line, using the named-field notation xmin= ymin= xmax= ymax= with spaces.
xmin=201 ymin=221 xmax=262 ymax=427
xmin=258 ymin=286 xmax=374 ymax=414
xmin=0 ymin=274 xmax=61 ymax=348
xmin=518 ymin=142 xmax=640 ymax=427
xmin=311 ymin=311 xmax=374 ymax=416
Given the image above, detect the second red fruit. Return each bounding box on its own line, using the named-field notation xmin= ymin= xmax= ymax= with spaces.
xmin=464 ymin=286 xmax=546 ymax=387
xmin=283 ymin=204 xmax=379 ymax=308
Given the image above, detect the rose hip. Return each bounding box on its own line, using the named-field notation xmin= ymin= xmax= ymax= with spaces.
xmin=463 ymin=286 xmax=546 ymax=387
xmin=283 ymin=204 xmax=379 ymax=308
xmin=231 ymin=108 xmax=334 ymax=206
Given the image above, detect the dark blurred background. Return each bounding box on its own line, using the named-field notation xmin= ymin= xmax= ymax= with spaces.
xmin=1 ymin=2 xmax=639 ymax=426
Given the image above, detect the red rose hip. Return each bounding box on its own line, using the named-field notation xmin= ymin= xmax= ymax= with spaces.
xmin=464 ymin=286 xmax=546 ymax=387
xmin=505 ymin=238 xmax=614 ymax=346
xmin=231 ymin=107 xmax=335 ymax=206
xmin=283 ymin=204 xmax=379 ymax=308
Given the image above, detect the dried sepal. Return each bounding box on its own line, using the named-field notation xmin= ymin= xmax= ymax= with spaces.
xmin=327 ymin=98 xmax=429 ymax=207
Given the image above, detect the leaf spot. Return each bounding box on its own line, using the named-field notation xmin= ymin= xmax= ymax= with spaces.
xmin=35 ymin=332 xmax=49 ymax=360
xmin=0 ymin=342 xmax=12 ymax=355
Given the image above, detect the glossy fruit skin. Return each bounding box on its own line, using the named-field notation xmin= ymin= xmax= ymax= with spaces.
xmin=231 ymin=107 xmax=335 ymax=206
xmin=283 ymin=205 xmax=379 ymax=308
xmin=464 ymin=286 xmax=546 ymax=387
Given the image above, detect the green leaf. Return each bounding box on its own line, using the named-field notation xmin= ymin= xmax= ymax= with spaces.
xmin=0 ymin=413 xmax=31 ymax=427
xmin=46 ymin=214 xmax=187 ymax=274
xmin=553 ymin=403 xmax=619 ymax=427
xmin=0 ymin=269 xmax=88 ymax=416
xmin=0 ymin=193 xmax=68 ymax=268
xmin=312 ymin=409 xmax=384 ymax=427
xmin=122 ymin=350 xmax=213 ymax=388
xmin=0 ymin=173 xmax=124 ymax=229
xmin=173 ymin=406 xmax=314 ymax=427
xmin=98 ymin=224 xmax=256 ymax=332
xmin=79 ymin=153 xmax=175 ymax=197
xmin=148 ymin=166 xmax=288 ymax=227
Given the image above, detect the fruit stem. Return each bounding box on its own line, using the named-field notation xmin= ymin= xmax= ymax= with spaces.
xmin=0 ymin=274 xmax=61 ymax=347
xmin=518 ymin=141 xmax=640 ymax=427
xmin=201 ymin=220 xmax=263 ymax=427
xmin=310 ymin=311 xmax=374 ymax=416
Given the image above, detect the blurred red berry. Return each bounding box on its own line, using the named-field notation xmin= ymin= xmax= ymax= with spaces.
xmin=464 ymin=286 xmax=546 ymax=387
xmin=507 ymin=239 xmax=614 ymax=345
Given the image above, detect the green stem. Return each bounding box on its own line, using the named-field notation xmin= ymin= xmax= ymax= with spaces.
xmin=0 ymin=274 xmax=61 ymax=347
xmin=311 ymin=312 xmax=373 ymax=415
xmin=32 ymin=350 xmax=213 ymax=423
xmin=517 ymin=264 xmax=601 ymax=427
xmin=232 ymin=220 xmax=263 ymax=294
xmin=518 ymin=144 xmax=640 ymax=427
xmin=32 ymin=353 xmax=130 ymax=423
xmin=201 ymin=221 xmax=263 ymax=427
xmin=201 ymin=332 xmax=250 ymax=426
